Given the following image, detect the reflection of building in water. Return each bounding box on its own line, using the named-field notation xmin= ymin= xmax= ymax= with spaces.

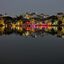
xmin=0 ymin=17 xmax=5 ymax=26
xmin=45 ymin=26 xmax=64 ymax=38
xmin=0 ymin=12 xmax=64 ymax=39
xmin=57 ymin=26 xmax=64 ymax=38
xmin=0 ymin=26 xmax=5 ymax=35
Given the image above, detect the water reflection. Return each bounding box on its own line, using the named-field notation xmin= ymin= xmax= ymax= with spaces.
xmin=0 ymin=12 xmax=64 ymax=38
xmin=0 ymin=25 xmax=64 ymax=38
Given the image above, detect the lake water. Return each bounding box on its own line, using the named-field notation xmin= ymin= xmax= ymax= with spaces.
xmin=0 ymin=33 xmax=64 ymax=64
xmin=0 ymin=0 xmax=64 ymax=64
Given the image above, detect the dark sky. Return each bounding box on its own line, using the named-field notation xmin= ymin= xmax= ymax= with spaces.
xmin=0 ymin=0 xmax=64 ymax=64
xmin=0 ymin=0 xmax=64 ymax=16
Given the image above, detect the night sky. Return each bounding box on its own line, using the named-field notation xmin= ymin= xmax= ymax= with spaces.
xmin=0 ymin=0 xmax=64 ymax=16
xmin=0 ymin=0 xmax=64 ymax=64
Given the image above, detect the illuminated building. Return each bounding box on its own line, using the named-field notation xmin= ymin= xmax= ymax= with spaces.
xmin=0 ymin=12 xmax=64 ymax=38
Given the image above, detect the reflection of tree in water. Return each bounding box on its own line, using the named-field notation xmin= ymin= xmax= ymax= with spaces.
xmin=15 ymin=29 xmax=26 ymax=36
xmin=0 ymin=26 xmax=64 ymax=39
xmin=57 ymin=26 xmax=64 ymax=38
xmin=4 ymin=27 xmax=13 ymax=35
xmin=0 ymin=12 xmax=64 ymax=39
xmin=46 ymin=28 xmax=57 ymax=35
xmin=0 ymin=26 xmax=5 ymax=35
xmin=31 ymin=29 xmax=45 ymax=38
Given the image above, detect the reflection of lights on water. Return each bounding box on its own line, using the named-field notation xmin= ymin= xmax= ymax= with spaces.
xmin=16 ymin=26 xmax=23 ymax=31
xmin=0 ymin=12 xmax=64 ymax=38
xmin=61 ymin=27 xmax=64 ymax=33
xmin=53 ymin=20 xmax=58 ymax=25
xmin=53 ymin=26 xmax=58 ymax=31
xmin=0 ymin=19 xmax=5 ymax=26
xmin=5 ymin=24 xmax=7 ymax=28
xmin=47 ymin=26 xmax=52 ymax=30
xmin=0 ymin=26 xmax=5 ymax=31
xmin=25 ymin=31 xmax=30 ymax=36
xmin=12 ymin=23 xmax=16 ymax=29
xmin=26 ymin=27 xmax=31 ymax=31
xmin=62 ymin=36 xmax=64 ymax=38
